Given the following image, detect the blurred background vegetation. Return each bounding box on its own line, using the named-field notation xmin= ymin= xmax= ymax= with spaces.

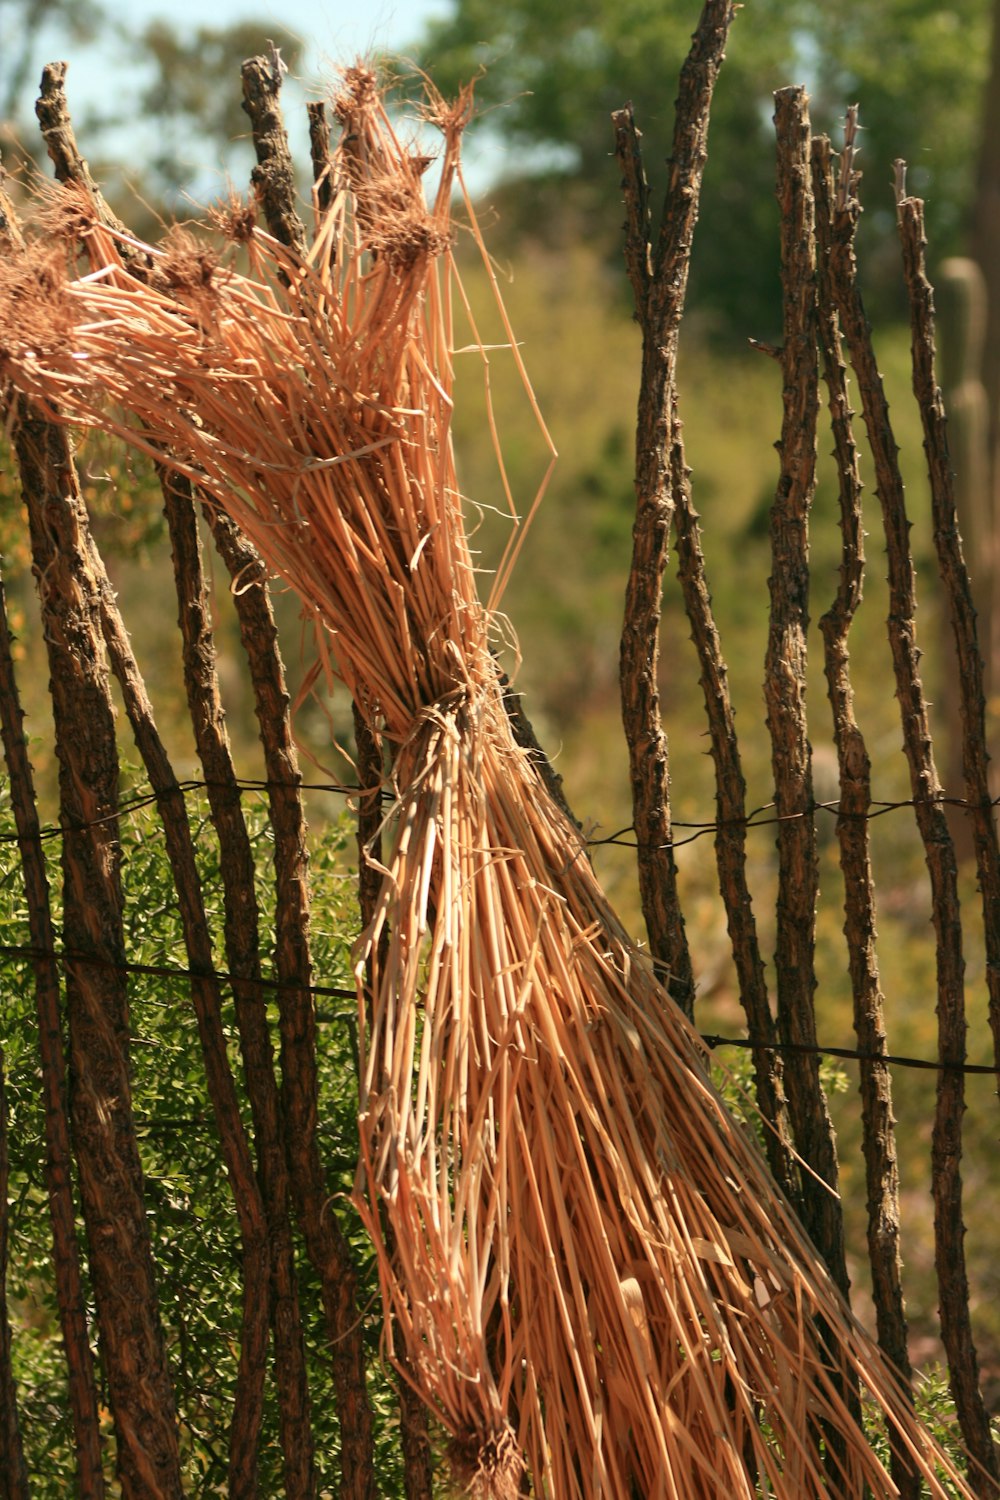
xmin=3 ymin=0 xmax=1000 ymax=1479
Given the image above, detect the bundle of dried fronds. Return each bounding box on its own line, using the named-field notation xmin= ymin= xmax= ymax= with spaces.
xmin=0 ymin=69 xmax=978 ymax=1499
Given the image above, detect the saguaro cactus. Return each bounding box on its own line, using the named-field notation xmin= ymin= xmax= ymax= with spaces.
xmin=938 ymin=258 xmax=992 ymax=824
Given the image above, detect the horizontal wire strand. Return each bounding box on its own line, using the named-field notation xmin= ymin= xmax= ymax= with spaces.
xmin=0 ymin=938 xmax=994 ymax=1076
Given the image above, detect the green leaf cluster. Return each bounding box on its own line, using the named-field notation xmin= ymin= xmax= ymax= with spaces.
xmin=1 ymin=778 xmax=403 ymax=1495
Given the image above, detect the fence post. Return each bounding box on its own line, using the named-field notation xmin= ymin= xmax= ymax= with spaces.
xmin=615 ymin=0 xmax=737 ymax=1017
xmin=829 ymin=128 xmax=999 ymax=1494
xmin=14 ymin=400 xmax=184 ymax=1500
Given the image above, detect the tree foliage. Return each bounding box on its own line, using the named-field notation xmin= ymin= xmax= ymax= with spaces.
xmin=0 ymin=0 xmax=105 ymax=121
xmin=137 ymin=21 xmax=304 ymax=194
xmin=2 ymin=786 xmax=402 ymax=1496
xmin=1 ymin=0 xmax=993 ymax=330
xmin=417 ymin=0 xmax=992 ymax=333
xmin=0 ymin=4 xmax=302 ymax=211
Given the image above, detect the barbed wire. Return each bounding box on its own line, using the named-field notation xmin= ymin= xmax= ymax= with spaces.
xmin=1 ymin=773 xmax=995 ymax=851
xmin=2 ymin=938 xmax=997 ymax=1079
xmin=701 ymin=1033 xmax=999 ymax=1077
xmin=0 ymin=940 xmax=357 ymax=1005
xmin=585 ymin=793 xmax=1000 ymax=851
xmin=3 ymin=776 xmax=999 ymax=1075
xmin=0 ymin=774 xmax=363 ymax=843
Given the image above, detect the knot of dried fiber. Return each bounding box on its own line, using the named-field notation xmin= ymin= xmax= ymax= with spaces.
xmin=350 ymin=661 xmax=959 ymax=1498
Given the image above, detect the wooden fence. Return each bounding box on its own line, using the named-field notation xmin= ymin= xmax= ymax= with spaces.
xmin=0 ymin=2 xmax=998 ymax=1494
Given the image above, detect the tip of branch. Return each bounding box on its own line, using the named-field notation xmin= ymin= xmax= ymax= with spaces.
xmin=38 ymin=61 xmax=69 ymax=91
xmin=894 ymin=158 xmax=908 ymax=212
xmin=835 ymin=105 xmax=862 ymax=214
xmin=748 ymin=337 xmax=783 ymax=361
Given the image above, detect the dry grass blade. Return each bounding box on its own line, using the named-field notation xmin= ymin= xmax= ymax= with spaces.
xmin=0 ymin=71 xmax=981 ymax=1499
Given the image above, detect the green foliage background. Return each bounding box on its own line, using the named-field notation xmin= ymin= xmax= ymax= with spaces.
xmin=1 ymin=788 xmax=403 ymax=1495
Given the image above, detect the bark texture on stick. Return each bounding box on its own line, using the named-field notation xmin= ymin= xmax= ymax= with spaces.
xmin=166 ymin=474 xmax=328 ymax=1498
xmin=899 ymin=196 xmax=1000 ymax=1096
xmin=307 ymin=102 xmax=334 ymax=216
xmin=829 ymin=142 xmax=998 ymax=1495
xmin=35 ymin=63 xmax=140 ymax=262
xmin=241 ymin=51 xmax=308 ymax=258
xmin=239 ymin=64 xmax=377 ymax=1499
xmin=766 ymin=89 xmax=848 ymax=1301
xmin=0 ymin=576 xmax=104 ymax=1499
xmin=615 ymin=0 xmax=736 ymax=1015
xmin=614 ymin=1 xmax=795 ymax=1196
xmin=898 ymin=195 xmax=1000 ymax=1491
xmin=0 ymin=179 xmax=106 ymax=1500
xmin=14 ymin=405 xmax=183 ymax=1500
xmin=0 ymin=1050 xmax=29 ymax=1500
xmin=813 ymin=133 xmax=916 ymax=1500
xmin=31 ymin=74 xmax=317 ymax=1491
xmin=206 ymin=505 xmax=378 ymax=1500
xmin=670 ymin=398 xmax=799 ymax=1200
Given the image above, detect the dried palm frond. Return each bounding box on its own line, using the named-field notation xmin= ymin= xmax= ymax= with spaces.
xmin=0 ymin=69 xmax=980 ymax=1499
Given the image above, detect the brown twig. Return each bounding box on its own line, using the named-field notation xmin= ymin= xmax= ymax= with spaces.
xmin=613 ymin=1 xmax=795 ymax=1189
xmin=898 ymin=193 xmax=1000 ymax=1086
xmin=766 ymin=88 xmax=849 ymax=1300
xmin=813 ymin=132 xmax=917 ymax=1499
xmin=241 ymin=51 xmax=308 ymax=259
xmin=0 ymin=178 xmax=106 ymax=1500
xmin=307 ymin=101 xmax=335 ymax=216
xmin=14 ymin=402 xmax=184 ymax=1500
xmin=89 ymin=511 xmax=277 ymax=1500
xmin=163 ymin=476 xmax=318 ymax=1499
xmin=898 ymin=190 xmax=1000 ymax=1490
xmin=35 ymin=63 xmax=135 ymax=250
xmin=205 ymin=502 xmax=380 ymax=1500
xmin=0 ymin=614 xmax=97 ymax=1496
xmin=829 ymin=131 xmax=998 ymax=1494
xmin=240 ymin=69 xmax=377 ymax=1499
xmin=614 ymin=0 xmax=736 ymax=1012
xmin=0 ymin=1049 xmax=29 ymax=1500
xmin=30 ymin=69 xmax=316 ymax=1488
xmin=670 ymin=430 xmax=800 ymax=1201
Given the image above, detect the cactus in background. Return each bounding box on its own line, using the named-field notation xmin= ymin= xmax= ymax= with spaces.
xmin=937 ymin=257 xmax=992 ymax=830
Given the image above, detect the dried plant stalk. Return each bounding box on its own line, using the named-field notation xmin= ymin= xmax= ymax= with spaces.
xmin=765 ymin=89 xmax=850 ymax=1304
xmin=813 ymin=132 xmax=916 ymax=1499
xmin=0 ymin=71 xmax=981 ymax=1500
xmin=898 ymin=194 xmax=1000 ymax=1085
xmin=0 ymin=175 xmax=104 ymax=1491
xmin=613 ymin=8 xmax=796 ymax=1205
xmin=827 ymin=123 xmax=999 ymax=1494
